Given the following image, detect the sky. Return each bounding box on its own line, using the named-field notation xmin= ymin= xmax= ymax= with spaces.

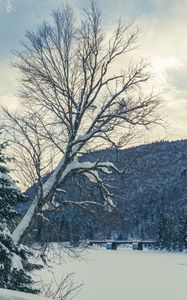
xmin=0 ymin=0 xmax=187 ymax=144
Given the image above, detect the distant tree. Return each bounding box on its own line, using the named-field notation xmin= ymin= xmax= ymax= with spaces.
xmin=177 ymin=213 xmax=187 ymax=251
xmin=157 ymin=214 xmax=168 ymax=249
xmin=0 ymin=137 xmax=40 ymax=293
xmin=2 ymin=1 xmax=160 ymax=245
xmin=157 ymin=212 xmax=187 ymax=251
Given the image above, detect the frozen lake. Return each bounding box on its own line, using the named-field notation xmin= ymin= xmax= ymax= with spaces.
xmin=36 ymin=247 xmax=187 ymax=300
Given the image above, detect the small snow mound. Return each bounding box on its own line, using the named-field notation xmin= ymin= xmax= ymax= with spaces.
xmin=11 ymin=253 xmax=23 ymax=271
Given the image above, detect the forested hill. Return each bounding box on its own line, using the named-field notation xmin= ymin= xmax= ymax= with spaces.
xmin=81 ymin=139 xmax=187 ymax=240
xmin=28 ymin=139 xmax=187 ymax=249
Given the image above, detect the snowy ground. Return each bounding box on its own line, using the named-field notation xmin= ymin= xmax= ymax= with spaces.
xmin=0 ymin=288 xmax=48 ymax=300
xmin=34 ymin=246 xmax=187 ymax=300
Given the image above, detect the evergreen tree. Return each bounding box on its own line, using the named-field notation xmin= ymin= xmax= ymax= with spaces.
xmin=0 ymin=140 xmax=40 ymax=293
xmin=178 ymin=213 xmax=187 ymax=251
xmin=157 ymin=212 xmax=187 ymax=251
xmin=0 ymin=142 xmax=26 ymax=228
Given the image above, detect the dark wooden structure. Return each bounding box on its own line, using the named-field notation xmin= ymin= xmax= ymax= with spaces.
xmin=88 ymin=239 xmax=156 ymax=250
xmin=132 ymin=242 xmax=143 ymax=250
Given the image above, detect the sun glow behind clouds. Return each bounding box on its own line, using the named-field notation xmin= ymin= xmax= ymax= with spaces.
xmin=151 ymin=56 xmax=182 ymax=82
xmin=0 ymin=94 xmax=18 ymax=111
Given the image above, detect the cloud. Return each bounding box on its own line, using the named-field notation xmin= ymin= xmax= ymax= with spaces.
xmin=0 ymin=0 xmax=14 ymax=13
xmin=5 ymin=0 xmax=13 ymax=13
xmin=0 ymin=94 xmax=18 ymax=111
xmin=0 ymin=60 xmax=18 ymax=96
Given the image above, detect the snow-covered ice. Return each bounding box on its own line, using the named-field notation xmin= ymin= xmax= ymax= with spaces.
xmin=35 ymin=247 xmax=187 ymax=300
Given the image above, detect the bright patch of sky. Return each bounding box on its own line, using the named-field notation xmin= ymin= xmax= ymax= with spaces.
xmin=0 ymin=0 xmax=187 ymax=142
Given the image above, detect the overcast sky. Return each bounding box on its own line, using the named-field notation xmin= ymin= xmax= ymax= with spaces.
xmin=1 ymin=0 xmax=187 ymax=144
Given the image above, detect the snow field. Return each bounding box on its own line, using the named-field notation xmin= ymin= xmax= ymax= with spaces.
xmin=34 ymin=247 xmax=187 ymax=300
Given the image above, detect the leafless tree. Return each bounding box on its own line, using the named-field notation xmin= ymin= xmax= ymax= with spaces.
xmin=2 ymin=1 xmax=160 ymax=245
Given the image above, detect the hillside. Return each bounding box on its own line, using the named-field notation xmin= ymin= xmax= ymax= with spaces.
xmin=77 ymin=140 xmax=186 ymax=240
xmin=26 ymin=139 xmax=187 ymax=248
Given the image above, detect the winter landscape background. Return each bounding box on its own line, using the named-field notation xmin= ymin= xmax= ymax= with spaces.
xmin=0 ymin=1 xmax=187 ymax=300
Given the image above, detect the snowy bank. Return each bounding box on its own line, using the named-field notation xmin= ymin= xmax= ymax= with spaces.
xmin=0 ymin=289 xmax=49 ymax=300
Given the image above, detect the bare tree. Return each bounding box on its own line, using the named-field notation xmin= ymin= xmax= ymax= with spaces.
xmin=2 ymin=2 xmax=160 ymax=245
xmin=39 ymin=272 xmax=82 ymax=300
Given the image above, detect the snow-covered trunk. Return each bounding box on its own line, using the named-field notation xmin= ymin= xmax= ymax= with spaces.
xmin=12 ymin=196 xmax=39 ymax=244
xmin=12 ymin=137 xmax=89 ymax=244
xmin=12 ymin=156 xmax=67 ymax=244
